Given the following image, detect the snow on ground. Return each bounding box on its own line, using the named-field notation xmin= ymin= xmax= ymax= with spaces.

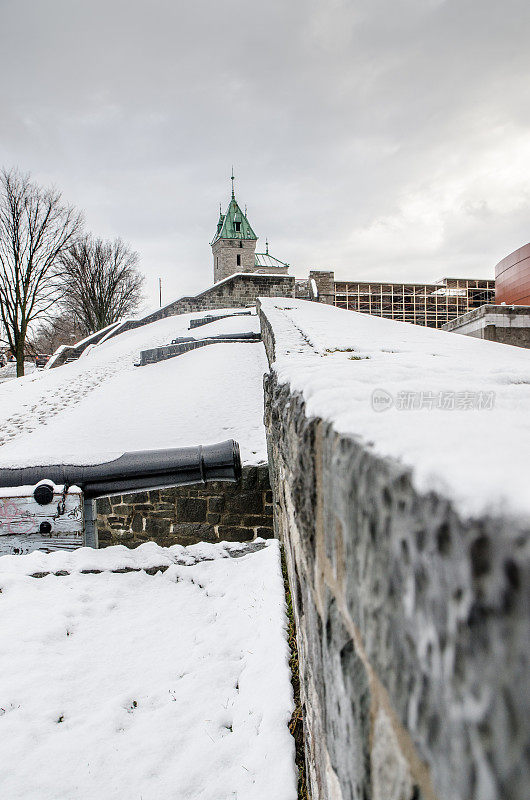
xmin=0 ymin=537 xmax=260 ymax=575
xmin=259 ymin=298 xmax=530 ymax=520
xmin=0 ymin=361 xmax=36 ymax=383
xmin=0 ymin=539 xmax=296 ymax=800
xmin=0 ymin=310 xmax=267 ymax=467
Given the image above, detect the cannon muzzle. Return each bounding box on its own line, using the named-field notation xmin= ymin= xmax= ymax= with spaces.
xmin=0 ymin=439 xmax=242 ymax=499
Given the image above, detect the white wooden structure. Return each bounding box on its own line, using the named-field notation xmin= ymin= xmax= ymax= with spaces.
xmin=0 ymin=485 xmax=84 ymax=556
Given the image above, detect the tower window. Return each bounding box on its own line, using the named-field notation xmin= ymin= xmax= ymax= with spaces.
xmin=239 ymin=241 xmax=243 ymax=248
xmin=237 ymin=254 xmax=241 ymax=266
xmin=234 ymin=221 xmax=241 ymax=232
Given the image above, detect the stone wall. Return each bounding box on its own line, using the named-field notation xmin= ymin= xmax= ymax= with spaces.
xmin=49 ymin=275 xmax=294 ymax=368
xmin=212 ymin=237 xmax=257 ymax=282
xmin=96 ymin=465 xmax=273 ymax=547
xmin=485 ymin=325 xmax=530 ymax=347
xmin=140 ymin=273 xmax=295 ymax=325
xmin=309 ymin=270 xmax=336 ymax=304
xmin=260 ymin=310 xmax=529 ymax=800
xmin=138 ymin=336 xmax=259 ymax=366
xmin=442 ymin=305 xmax=530 ymax=349
xmin=295 ymin=278 xmax=311 ymax=299
xmin=189 ymin=311 xmax=252 ymax=329
xmin=47 ymin=322 xmax=122 ymax=368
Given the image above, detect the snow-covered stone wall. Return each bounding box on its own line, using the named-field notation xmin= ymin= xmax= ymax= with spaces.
xmin=47 ymin=274 xmax=294 ymax=368
xmin=141 ymin=273 xmax=295 ymax=325
xmin=258 ymin=298 xmax=529 ymax=800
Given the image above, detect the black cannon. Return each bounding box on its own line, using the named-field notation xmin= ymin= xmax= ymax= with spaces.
xmin=0 ymin=439 xmax=241 ymax=499
xmin=171 ymin=332 xmax=260 ymax=344
xmin=189 ymin=311 xmax=253 ymax=329
xmin=0 ymin=440 xmax=241 ymax=551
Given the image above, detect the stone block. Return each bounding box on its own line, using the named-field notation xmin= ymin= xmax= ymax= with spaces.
xmin=176 ymin=497 xmax=207 ymax=522
xmin=217 ymin=526 xmax=254 ymax=542
xmin=242 ymin=515 xmax=271 ymax=527
xmin=160 ymin=490 xmax=178 ymax=503
xmin=228 ymin=492 xmax=264 ymax=515
xmin=144 ymin=518 xmax=171 ymax=535
xmin=218 ymin=514 xmax=242 ymax=526
xmin=257 ymin=469 xmax=271 ymax=490
xmin=110 ymin=505 xmax=130 ymax=515
xmin=170 ymin=523 xmax=218 ymax=545
xmin=147 ymin=511 xmax=174 ymax=521
xmin=124 ymin=491 xmax=148 ymax=505
xmin=241 ymin=465 xmax=258 ymax=489
xmin=208 ymin=496 xmax=225 ymax=512
xmin=97 ymin=497 xmax=112 ymax=515
xmin=131 ymin=513 xmax=143 ymax=533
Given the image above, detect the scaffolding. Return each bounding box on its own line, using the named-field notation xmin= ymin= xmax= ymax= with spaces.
xmin=333 ymin=278 xmax=495 ymax=328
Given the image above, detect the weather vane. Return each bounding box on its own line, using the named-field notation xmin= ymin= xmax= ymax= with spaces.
xmin=230 ymin=167 xmax=235 ymax=198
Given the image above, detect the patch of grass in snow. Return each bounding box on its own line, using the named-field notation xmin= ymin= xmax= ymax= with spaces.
xmin=324 ymin=347 xmax=356 ymax=354
xmin=323 ymin=348 xmax=370 ymax=361
xmin=281 ymin=547 xmax=309 ymax=800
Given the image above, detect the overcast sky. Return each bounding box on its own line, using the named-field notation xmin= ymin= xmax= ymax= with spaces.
xmin=1 ymin=0 xmax=529 ymax=308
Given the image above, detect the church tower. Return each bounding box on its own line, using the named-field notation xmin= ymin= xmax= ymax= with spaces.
xmin=211 ymin=172 xmax=258 ymax=283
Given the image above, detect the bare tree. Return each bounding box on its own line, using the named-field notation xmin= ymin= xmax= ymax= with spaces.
xmin=60 ymin=236 xmax=144 ymax=335
xmin=27 ymin=312 xmax=84 ymax=356
xmin=0 ymin=168 xmax=83 ymax=376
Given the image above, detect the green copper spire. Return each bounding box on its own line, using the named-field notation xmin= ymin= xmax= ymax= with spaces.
xmin=211 ymin=174 xmax=258 ymax=244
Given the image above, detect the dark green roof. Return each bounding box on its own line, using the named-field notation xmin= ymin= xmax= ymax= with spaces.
xmin=211 ymin=197 xmax=257 ymax=244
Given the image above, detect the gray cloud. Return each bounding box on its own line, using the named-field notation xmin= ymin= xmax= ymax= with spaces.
xmin=1 ymin=0 xmax=529 ymax=306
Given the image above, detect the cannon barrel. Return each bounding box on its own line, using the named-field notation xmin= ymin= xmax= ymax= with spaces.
xmin=0 ymin=439 xmax=241 ymax=499
xmin=171 ymin=332 xmax=260 ymax=344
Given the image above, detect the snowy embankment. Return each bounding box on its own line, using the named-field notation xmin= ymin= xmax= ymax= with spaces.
xmin=259 ymin=298 xmax=530 ymax=520
xmin=0 ymin=310 xmax=267 ymax=468
xmin=0 ymin=361 xmax=36 ymax=384
xmin=0 ymin=539 xmax=296 ymax=800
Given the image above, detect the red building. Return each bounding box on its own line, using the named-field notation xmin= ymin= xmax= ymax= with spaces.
xmin=495 ymin=243 xmax=530 ymax=305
